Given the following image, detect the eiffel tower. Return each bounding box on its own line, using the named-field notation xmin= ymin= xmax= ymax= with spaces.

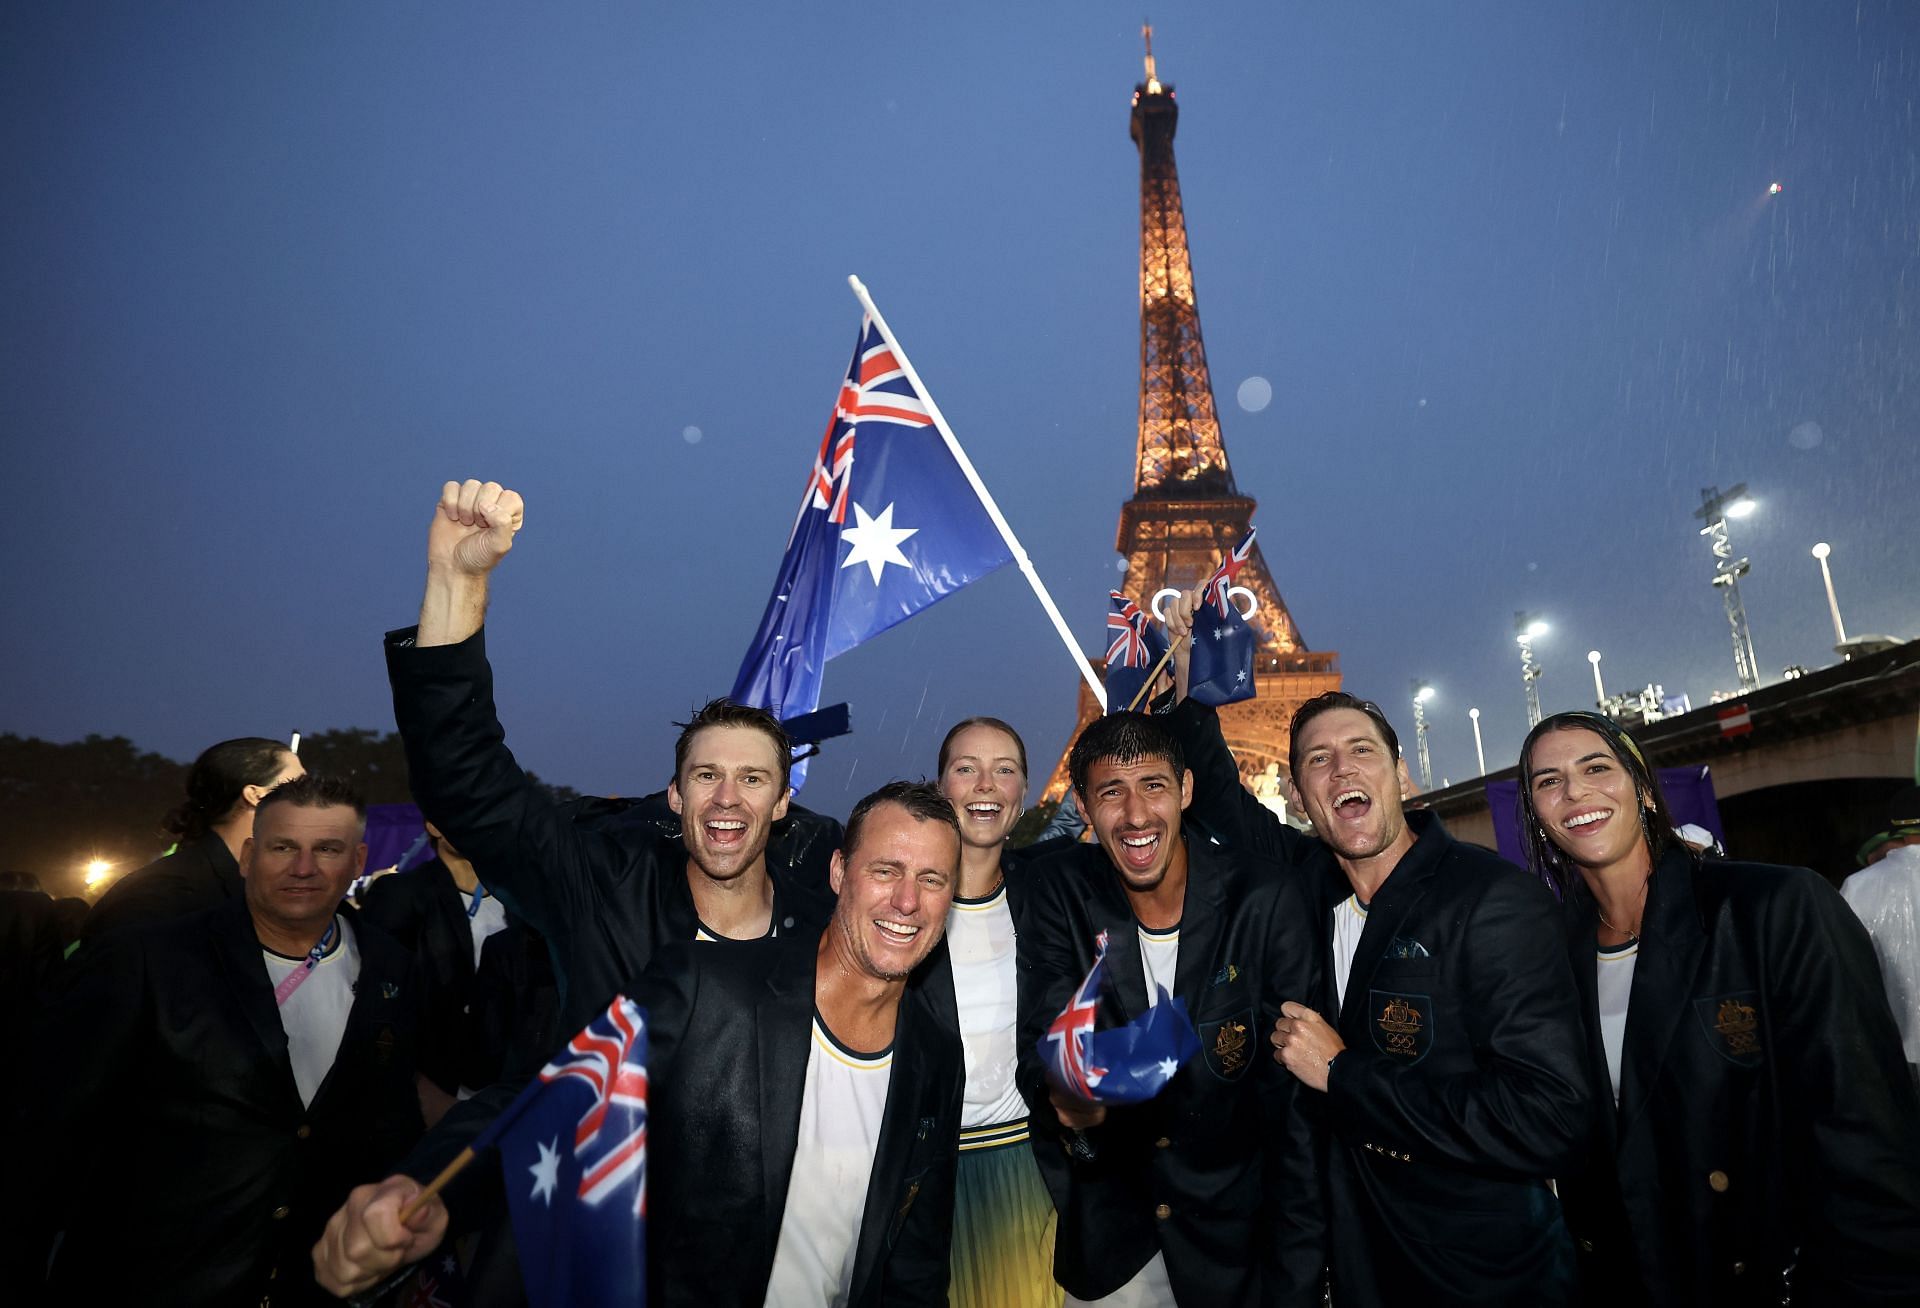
xmin=1043 ymin=29 xmax=1341 ymax=805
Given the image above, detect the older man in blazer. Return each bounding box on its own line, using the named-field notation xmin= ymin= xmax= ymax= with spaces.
xmin=316 ymin=780 xmax=968 ymax=1306
xmin=2 ymin=775 xmax=423 ymax=1306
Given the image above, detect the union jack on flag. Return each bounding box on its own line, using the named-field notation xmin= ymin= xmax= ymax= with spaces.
xmin=1201 ymin=527 xmax=1256 ymax=618
xmin=1036 ymin=929 xmax=1202 ymax=1106
xmin=541 ymin=998 xmax=650 ymax=1211
xmin=1046 ymin=930 xmax=1112 ymax=1099
xmin=796 ymin=317 xmax=934 ymax=531
xmin=477 ymin=996 xmax=650 ymax=1307
xmin=1106 ymin=592 xmax=1154 ymax=668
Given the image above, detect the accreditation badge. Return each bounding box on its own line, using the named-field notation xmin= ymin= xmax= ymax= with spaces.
xmin=1370 ymin=990 xmax=1434 ymax=1065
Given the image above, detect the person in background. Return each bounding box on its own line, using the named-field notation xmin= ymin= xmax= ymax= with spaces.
xmin=83 ymin=735 xmax=305 ymax=943
xmin=1518 ymin=712 xmax=1920 ymax=1305
xmin=1841 ymin=784 xmax=1920 ymax=1086
xmin=360 ymin=820 xmax=513 ymax=1119
xmin=4 ymin=774 xmax=423 ymax=1305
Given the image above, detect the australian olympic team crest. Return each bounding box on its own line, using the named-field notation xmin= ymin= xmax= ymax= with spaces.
xmin=1371 ymin=991 xmax=1433 ymax=1065
xmin=1198 ymin=963 xmax=1252 ymax=1080
xmin=1694 ymin=990 xmax=1764 ymax=1068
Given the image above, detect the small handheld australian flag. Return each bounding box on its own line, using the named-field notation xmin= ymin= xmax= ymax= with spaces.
xmin=1186 ymin=528 xmax=1258 ymax=707
xmin=471 ymin=997 xmax=649 ymax=1308
xmin=1104 ymin=590 xmax=1169 ymax=714
xmin=1040 ymin=930 xmax=1201 ymax=1105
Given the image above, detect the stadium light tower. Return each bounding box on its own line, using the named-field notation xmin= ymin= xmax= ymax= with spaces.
xmin=1515 ymin=612 xmax=1549 ymax=727
xmin=1411 ymin=682 xmax=1436 ymax=790
xmin=1694 ymin=484 xmax=1761 ymax=692
xmin=1468 ymin=707 xmax=1487 ymax=776
xmin=1587 ymin=650 xmax=1607 ymax=708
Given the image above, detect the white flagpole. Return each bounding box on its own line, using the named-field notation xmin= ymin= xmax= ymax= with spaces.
xmin=848 ymin=275 xmax=1107 ymax=709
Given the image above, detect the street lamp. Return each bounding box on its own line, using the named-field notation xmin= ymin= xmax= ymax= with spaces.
xmin=1811 ymin=542 xmax=1848 ymax=648
xmin=1587 ymin=650 xmax=1606 ymax=708
xmin=1694 ymin=484 xmax=1761 ymax=692
xmin=1468 ymin=707 xmax=1487 ymax=777
xmin=1411 ymin=682 xmax=1436 ymax=790
xmin=1515 ymin=612 xmax=1549 ymax=727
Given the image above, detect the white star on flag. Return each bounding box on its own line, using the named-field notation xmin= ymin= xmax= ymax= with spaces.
xmin=528 ymin=1137 xmax=561 ymax=1206
xmin=1157 ymin=1057 xmax=1181 ymax=1078
xmin=839 ymin=500 xmax=918 ymax=584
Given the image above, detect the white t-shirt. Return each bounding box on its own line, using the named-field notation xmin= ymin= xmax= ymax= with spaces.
xmin=1137 ymin=922 xmax=1180 ymax=1008
xmin=262 ymin=917 xmax=361 ymax=1108
xmin=458 ymin=889 xmax=509 ymax=969
xmin=1332 ymin=894 xmax=1369 ymax=1010
xmin=764 ymin=1016 xmax=894 ymax=1307
xmin=1595 ymin=940 xmax=1639 ymax=1106
xmin=946 ymin=883 xmax=1027 ymax=1129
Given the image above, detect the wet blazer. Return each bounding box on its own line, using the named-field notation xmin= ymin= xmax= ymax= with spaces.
xmin=636 ymin=933 xmax=964 ymax=1307
xmin=1164 ymin=699 xmax=1591 ymax=1308
xmin=3 ymin=899 xmax=423 ymax=1306
xmin=1559 ymin=847 xmax=1920 ymax=1306
xmin=1015 ymin=835 xmax=1325 ymax=1307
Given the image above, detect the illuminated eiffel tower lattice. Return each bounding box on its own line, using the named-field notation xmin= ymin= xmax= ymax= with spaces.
xmin=1042 ymin=29 xmax=1341 ymax=809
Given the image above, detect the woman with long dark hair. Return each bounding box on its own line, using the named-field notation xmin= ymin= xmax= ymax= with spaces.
xmin=1517 ymin=710 xmax=1920 ymax=1305
xmin=83 ymin=736 xmax=303 ymax=942
xmin=936 ymin=715 xmax=1064 ymax=1308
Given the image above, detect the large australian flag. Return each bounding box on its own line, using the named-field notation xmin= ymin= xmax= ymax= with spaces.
xmin=731 ymin=316 xmax=1013 ymax=740
xmin=472 ymin=997 xmax=649 ymax=1308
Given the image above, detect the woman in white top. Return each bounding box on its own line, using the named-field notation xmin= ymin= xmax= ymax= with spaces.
xmin=937 ymin=716 xmax=1064 ymax=1308
xmin=1516 ymin=710 xmax=1920 ymax=1306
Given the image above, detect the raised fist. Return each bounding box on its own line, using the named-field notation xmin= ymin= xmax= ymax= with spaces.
xmin=428 ymin=479 xmax=525 ymax=577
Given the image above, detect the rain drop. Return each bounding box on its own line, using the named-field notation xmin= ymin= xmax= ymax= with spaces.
xmin=682 ymin=425 xmax=704 ymax=445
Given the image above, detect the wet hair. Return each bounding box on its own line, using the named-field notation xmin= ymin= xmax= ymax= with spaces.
xmin=163 ymin=738 xmax=296 ymax=843
xmin=1069 ymin=713 xmax=1185 ymax=799
xmin=1516 ymin=711 xmax=1685 ymax=900
xmin=1288 ymin=692 xmax=1401 ymax=779
xmin=936 ymin=716 xmax=1029 ymax=778
xmin=673 ymin=699 xmax=792 ymax=792
xmin=842 ymin=780 xmax=960 ymax=859
xmin=255 ymin=773 xmax=368 ymax=830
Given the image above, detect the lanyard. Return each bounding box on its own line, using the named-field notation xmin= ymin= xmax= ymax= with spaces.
xmin=273 ymin=917 xmax=338 ymax=1008
xmin=466 ymin=881 xmax=488 ymax=919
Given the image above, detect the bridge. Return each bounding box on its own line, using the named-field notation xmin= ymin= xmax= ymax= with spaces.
xmin=1415 ymin=638 xmax=1920 ymax=882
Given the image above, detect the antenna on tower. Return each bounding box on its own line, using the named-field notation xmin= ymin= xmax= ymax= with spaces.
xmin=1142 ymin=21 xmax=1161 ymax=93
